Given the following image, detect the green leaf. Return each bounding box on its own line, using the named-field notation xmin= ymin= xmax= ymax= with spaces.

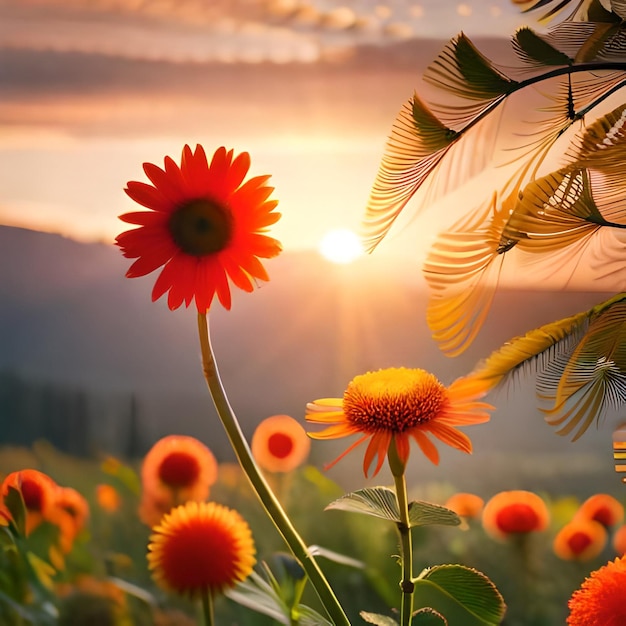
xmin=408 ymin=502 xmax=461 ymax=528
xmin=226 ymin=570 xmax=334 ymax=626
xmin=297 ymin=605 xmax=334 ymax=626
xmin=326 ymin=487 xmax=401 ymax=523
xmin=360 ymin=611 xmax=399 ymax=625
xmin=414 ymin=565 xmax=505 ymax=626
xmin=4 ymin=486 xmax=26 ymax=536
xmin=326 ymin=488 xmax=461 ymax=528
xmin=226 ymin=571 xmax=290 ymax=624
xmin=413 ymin=607 xmax=449 ymax=625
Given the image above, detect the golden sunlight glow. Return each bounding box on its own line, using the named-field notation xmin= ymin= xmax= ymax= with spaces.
xmin=318 ymin=228 xmax=364 ymax=264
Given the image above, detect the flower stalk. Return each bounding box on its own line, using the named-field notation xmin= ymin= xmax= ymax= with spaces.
xmin=389 ymin=440 xmax=414 ymax=626
xmin=197 ymin=313 xmax=350 ymax=626
xmin=202 ymin=588 xmax=214 ymax=626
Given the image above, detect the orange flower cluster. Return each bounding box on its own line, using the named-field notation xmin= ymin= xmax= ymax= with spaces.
xmin=553 ymin=494 xmax=623 ymax=561
xmin=138 ymin=435 xmax=218 ymax=527
xmin=0 ymin=469 xmax=89 ymax=556
xmin=481 ymin=490 xmax=549 ymax=541
xmin=251 ymin=414 xmax=311 ymax=474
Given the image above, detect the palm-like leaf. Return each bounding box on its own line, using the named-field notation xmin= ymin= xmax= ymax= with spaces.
xmin=467 ymin=294 xmax=626 ymax=438
xmin=421 ymin=100 xmax=626 ymax=355
xmin=512 ymin=0 xmax=616 ymax=22
xmin=424 ymin=192 xmax=514 ymax=357
xmin=539 ymin=299 xmax=626 ymax=439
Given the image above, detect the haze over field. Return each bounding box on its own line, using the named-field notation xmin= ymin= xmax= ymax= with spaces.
xmin=0 ymin=225 xmax=620 ymax=492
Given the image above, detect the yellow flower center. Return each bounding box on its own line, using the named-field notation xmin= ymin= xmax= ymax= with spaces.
xmin=342 ymin=367 xmax=447 ymax=433
xmin=169 ymin=198 xmax=233 ymax=256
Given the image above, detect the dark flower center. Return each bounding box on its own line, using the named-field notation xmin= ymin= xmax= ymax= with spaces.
xmin=568 ymin=531 xmax=593 ymax=555
xmin=591 ymin=505 xmax=613 ymax=527
xmin=158 ymin=452 xmax=201 ymax=488
xmin=21 ymin=480 xmax=45 ymax=512
xmin=495 ymin=503 xmax=540 ymax=534
xmin=342 ymin=368 xmax=447 ymax=434
xmin=267 ymin=433 xmax=294 ymax=459
xmin=169 ymin=198 xmax=233 ymax=256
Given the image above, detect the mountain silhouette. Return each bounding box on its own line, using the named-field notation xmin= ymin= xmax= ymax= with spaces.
xmin=0 ymin=225 xmax=619 ymax=492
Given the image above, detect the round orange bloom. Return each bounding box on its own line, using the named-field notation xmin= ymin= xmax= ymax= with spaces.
xmin=141 ymin=435 xmax=218 ymax=504
xmin=1 ymin=469 xmax=59 ymax=534
xmin=251 ymin=414 xmax=311 ymax=473
xmin=96 ymin=484 xmax=122 ymax=513
xmin=444 ymin=493 xmax=484 ymax=519
xmin=482 ymin=490 xmax=550 ymax=540
xmin=613 ymin=524 xmax=626 ymax=555
xmin=148 ymin=501 xmax=256 ymax=598
xmin=55 ymin=487 xmax=90 ymax=553
xmin=567 ymin=556 xmax=626 ymax=625
xmin=553 ymin=519 xmax=608 ymax=561
xmin=116 ymin=144 xmax=282 ymax=312
xmin=306 ymin=368 xmax=492 ymax=477
xmin=575 ymin=494 xmax=624 ymax=528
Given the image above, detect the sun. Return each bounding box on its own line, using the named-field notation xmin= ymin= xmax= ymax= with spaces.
xmin=318 ymin=228 xmax=364 ymax=264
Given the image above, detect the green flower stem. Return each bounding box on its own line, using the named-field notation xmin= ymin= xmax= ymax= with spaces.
xmin=389 ymin=441 xmax=414 ymax=626
xmin=197 ymin=313 xmax=350 ymax=626
xmin=202 ymin=588 xmax=214 ymax=626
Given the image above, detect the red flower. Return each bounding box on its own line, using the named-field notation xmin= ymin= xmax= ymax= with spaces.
xmin=148 ymin=501 xmax=256 ymax=598
xmin=553 ymin=519 xmax=607 ymax=561
xmin=251 ymin=415 xmax=311 ymax=473
xmin=575 ymin=494 xmax=624 ymax=528
xmin=139 ymin=435 xmax=218 ymax=526
xmin=482 ymin=490 xmax=549 ymax=540
xmin=117 ymin=145 xmax=282 ymax=312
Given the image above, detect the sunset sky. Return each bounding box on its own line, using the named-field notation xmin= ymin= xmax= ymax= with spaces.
xmin=0 ymin=0 xmax=532 ymax=255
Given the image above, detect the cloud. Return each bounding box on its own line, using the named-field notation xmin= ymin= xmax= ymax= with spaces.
xmin=0 ymin=0 xmax=525 ymax=64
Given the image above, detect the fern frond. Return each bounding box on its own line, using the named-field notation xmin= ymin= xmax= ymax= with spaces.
xmin=512 ymin=27 xmax=573 ymax=68
xmin=424 ymin=193 xmax=512 ymax=356
xmin=503 ymin=169 xmax=605 ymax=253
xmin=361 ymin=94 xmax=457 ymax=252
xmin=538 ymin=299 xmax=626 ymax=439
xmin=469 ymin=293 xmax=626 ymax=391
xmin=423 ymin=33 xmax=518 ymax=101
xmin=513 ymin=0 xmax=615 ymax=23
xmin=567 ymin=102 xmax=626 ymax=168
xmin=468 ymin=311 xmax=590 ymax=390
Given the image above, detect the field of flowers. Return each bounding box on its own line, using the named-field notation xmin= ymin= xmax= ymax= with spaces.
xmin=1 ymin=434 xmax=625 ymax=625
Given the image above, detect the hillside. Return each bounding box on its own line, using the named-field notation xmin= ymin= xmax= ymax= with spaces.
xmin=0 ymin=225 xmax=620 ymax=492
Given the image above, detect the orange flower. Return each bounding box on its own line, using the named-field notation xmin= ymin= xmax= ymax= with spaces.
xmin=148 ymin=501 xmax=256 ymax=598
xmin=141 ymin=435 xmax=218 ymax=503
xmin=96 ymin=484 xmax=122 ymax=513
xmin=306 ymin=368 xmax=492 ymax=477
xmin=116 ymin=144 xmax=282 ymax=312
xmin=55 ymin=487 xmax=90 ymax=553
xmin=444 ymin=493 xmax=484 ymax=519
xmin=553 ymin=519 xmax=608 ymax=561
xmin=567 ymin=556 xmax=626 ymax=625
xmin=575 ymin=494 xmax=624 ymax=528
xmin=613 ymin=524 xmax=626 ymax=556
xmin=0 ymin=469 xmax=59 ymax=535
xmin=251 ymin=414 xmax=311 ymax=473
xmin=482 ymin=490 xmax=550 ymax=540
xmin=139 ymin=435 xmax=218 ymax=527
